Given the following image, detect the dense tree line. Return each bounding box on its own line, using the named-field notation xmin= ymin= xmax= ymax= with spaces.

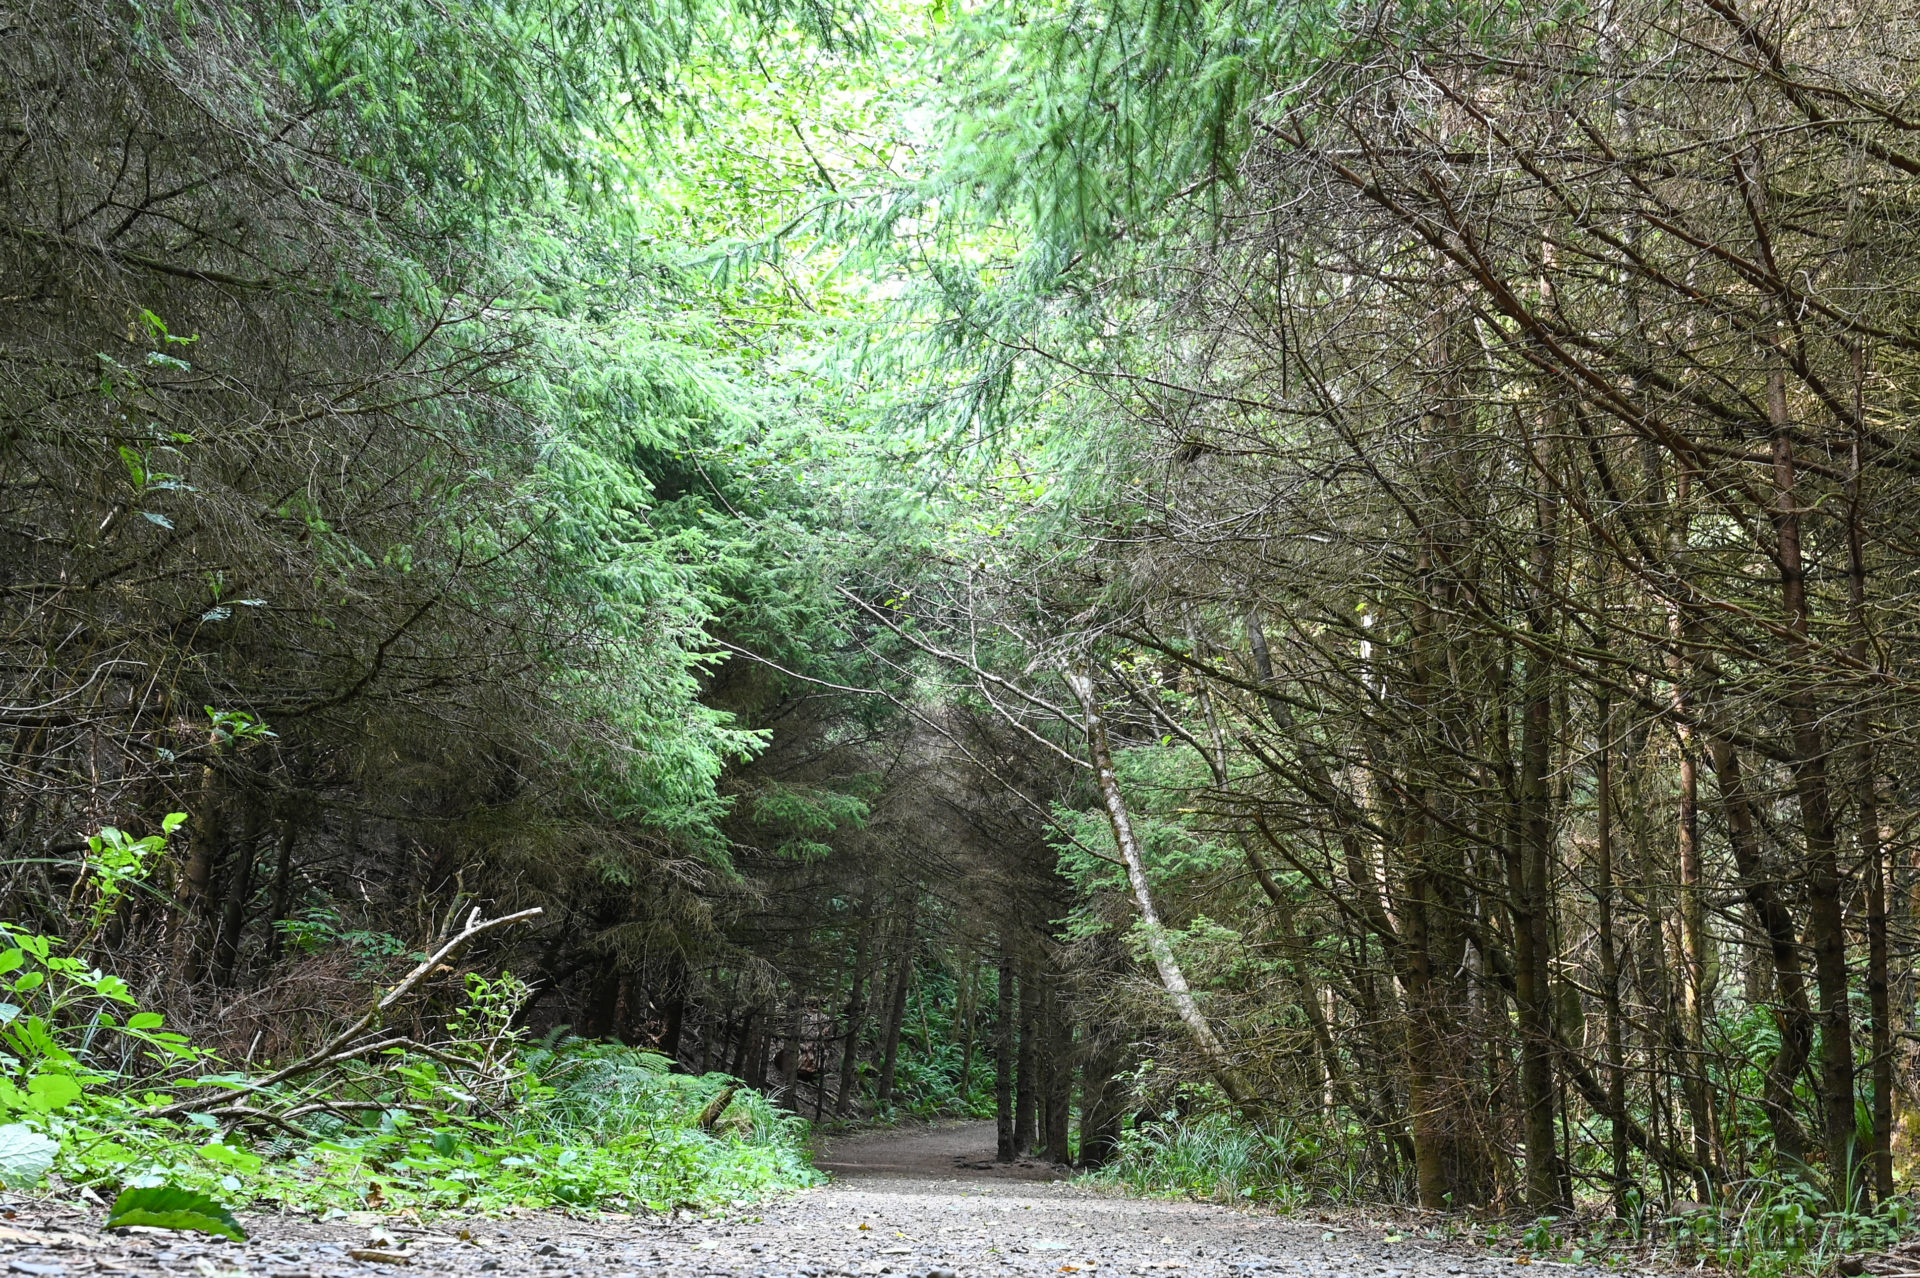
xmin=0 ymin=0 xmax=871 ymax=1058
xmin=849 ymin=0 xmax=1920 ymax=1217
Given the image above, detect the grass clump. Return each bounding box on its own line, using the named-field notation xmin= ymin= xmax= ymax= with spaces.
xmin=1090 ymin=1111 xmax=1354 ymax=1208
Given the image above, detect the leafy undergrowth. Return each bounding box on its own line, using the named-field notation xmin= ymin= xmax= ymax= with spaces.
xmin=44 ymin=1037 xmax=820 ymax=1218
xmin=1091 ymin=1113 xmax=1920 ymax=1277
xmin=1089 ymin=1110 xmax=1361 ymax=1209
xmin=0 ymin=820 xmax=820 ymax=1224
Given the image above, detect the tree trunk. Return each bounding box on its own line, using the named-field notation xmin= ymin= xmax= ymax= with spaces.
xmin=1658 ymin=478 xmax=1728 ymax=1198
xmin=1767 ymin=362 xmax=1856 ymax=1199
xmin=1015 ymin=959 xmax=1039 ymax=1155
xmin=660 ymin=982 xmax=686 ymax=1063
xmin=1244 ymin=836 xmax=1415 ymax=1172
xmin=876 ymin=899 xmax=915 ymax=1108
xmin=172 ymin=759 xmax=222 ymax=984
xmin=996 ymin=943 xmax=1016 ymax=1162
xmin=1865 ymin=764 xmax=1892 ymax=1201
xmin=210 ymin=808 xmax=259 ymax=987
xmin=1707 ymin=737 xmax=1814 ymax=1168
xmin=1246 ymin=609 xmax=1419 ymax=1177
xmin=1064 ymin=667 xmax=1258 ymax=1110
xmin=1672 ymin=726 xmax=1721 ymax=1185
xmin=1043 ymin=974 xmax=1073 ymax=1165
xmin=752 ymin=1024 xmax=772 ymax=1089
xmin=1514 ymin=643 xmax=1560 ymax=1212
xmin=1078 ymin=1028 xmax=1125 ymax=1169
xmin=1847 ymin=355 xmax=1894 ymax=1202
xmin=1594 ymin=689 xmax=1632 ymax=1214
xmin=583 ymin=960 xmax=620 ymax=1038
xmin=613 ymin=971 xmax=637 ymax=1044
xmin=836 ymin=906 xmax=875 ymax=1115
xmin=261 ymin=814 xmax=299 ymax=967
xmin=698 ymin=1015 xmax=718 ymax=1075
xmin=1512 ymin=422 xmax=1564 ymax=1213
xmin=780 ymin=996 xmax=802 ymax=1110
xmin=732 ymin=1006 xmax=759 ymax=1079
xmin=957 ymin=951 xmax=976 ymax=1098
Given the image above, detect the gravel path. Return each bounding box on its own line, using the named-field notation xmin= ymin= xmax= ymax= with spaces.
xmin=0 ymin=1122 xmax=1634 ymax=1278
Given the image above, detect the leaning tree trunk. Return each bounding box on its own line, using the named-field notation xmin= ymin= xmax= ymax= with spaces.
xmin=1064 ymin=666 xmax=1258 ymax=1110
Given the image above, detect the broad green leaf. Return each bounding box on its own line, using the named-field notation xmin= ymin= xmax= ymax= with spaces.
xmin=105 ymin=1185 xmax=247 ymax=1241
xmin=25 ymin=1074 xmax=82 ymax=1111
xmin=0 ymin=1123 xmax=56 ymax=1187
xmin=197 ymin=1141 xmax=263 ymax=1173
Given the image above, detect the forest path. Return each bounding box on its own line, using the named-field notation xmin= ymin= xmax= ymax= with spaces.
xmin=0 ymin=1124 xmax=1622 ymax=1278
xmin=814 ymin=1119 xmax=1065 ymax=1181
xmin=652 ymin=1125 xmax=1557 ymax=1278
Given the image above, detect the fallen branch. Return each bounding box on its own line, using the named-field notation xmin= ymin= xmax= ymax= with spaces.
xmin=280 ymin=1100 xmax=433 ymax=1119
xmin=142 ymin=906 xmax=541 ymax=1118
xmin=205 ymin=1105 xmax=317 ymax=1141
xmin=697 ymin=1084 xmax=739 ymax=1130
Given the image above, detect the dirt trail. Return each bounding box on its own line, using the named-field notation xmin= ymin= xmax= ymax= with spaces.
xmin=813 ymin=1120 xmax=1065 ymax=1181
xmin=0 ymin=1122 xmax=1631 ymax=1278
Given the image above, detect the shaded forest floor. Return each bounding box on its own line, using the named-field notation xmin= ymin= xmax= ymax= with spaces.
xmin=812 ymin=1120 xmax=1066 ymax=1181
xmin=0 ymin=1121 xmax=1658 ymax=1278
